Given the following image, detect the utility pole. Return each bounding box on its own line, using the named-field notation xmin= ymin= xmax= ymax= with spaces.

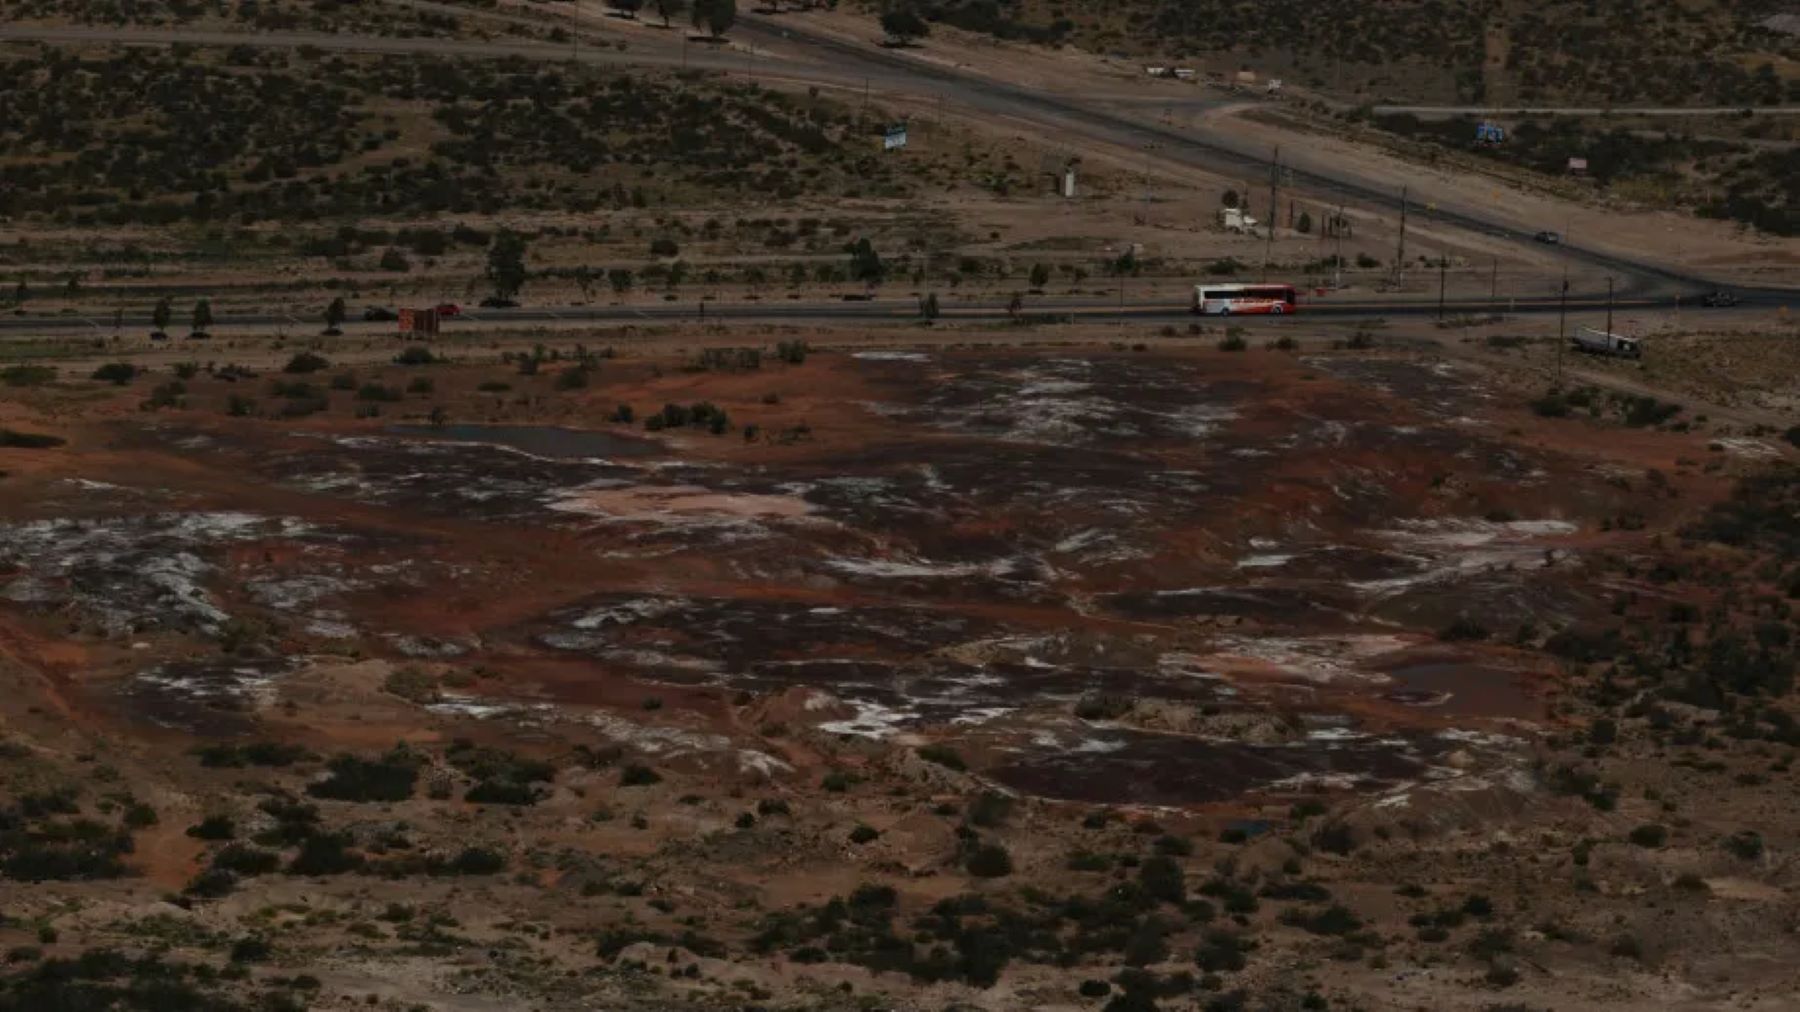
xmin=1395 ymin=186 xmax=1409 ymax=287
xmin=1262 ymin=146 xmax=1279 ymax=282
xmin=1333 ymin=204 xmax=1345 ymax=289
xmin=1490 ymin=257 xmax=1498 ymax=301
xmin=1437 ymin=255 xmax=1447 ymax=321
xmin=1604 ymin=275 xmax=1615 ymax=337
xmin=1556 ymin=271 xmax=1569 ymax=387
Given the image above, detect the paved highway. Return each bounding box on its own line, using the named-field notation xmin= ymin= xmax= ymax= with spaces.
xmin=1372 ymin=105 xmax=1800 ymax=117
xmin=0 ymin=290 xmax=1749 ymax=336
xmin=4 ymin=17 xmax=1794 ymax=310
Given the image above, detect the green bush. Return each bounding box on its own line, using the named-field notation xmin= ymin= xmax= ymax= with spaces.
xmin=212 ymin=844 xmax=280 ymax=876
xmin=918 ymin=743 xmax=967 ymax=771
xmin=283 ymin=352 xmax=330 ymax=374
xmin=356 ymin=383 xmax=402 ymax=402
xmin=965 ymin=843 xmax=1013 ymax=877
xmin=306 ymin=751 xmax=420 ymax=803
xmin=0 ymin=365 xmax=56 ymax=386
xmin=446 ymin=846 xmax=505 ymax=875
xmin=1723 ymin=830 xmax=1764 ymax=860
xmin=89 ymin=362 xmax=138 ymax=385
xmin=620 ymin=764 xmax=661 ymax=787
xmin=287 ymin=832 xmax=362 ymax=876
xmin=0 ymin=430 xmax=64 ymax=449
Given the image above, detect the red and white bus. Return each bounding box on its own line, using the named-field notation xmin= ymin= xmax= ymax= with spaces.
xmin=1191 ymin=283 xmax=1298 ymax=316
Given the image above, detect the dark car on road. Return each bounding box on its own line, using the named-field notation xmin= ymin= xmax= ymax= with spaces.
xmin=1533 ymin=230 xmax=1561 ymax=244
xmin=363 ymin=306 xmax=397 ymax=322
xmin=478 ymin=297 xmax=519 ymax=309
xmin=1700 ymin=290 xmax=1738 ymax=308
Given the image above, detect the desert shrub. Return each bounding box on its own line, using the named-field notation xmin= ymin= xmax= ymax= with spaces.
xmin=393 ymin=346 xmax=439 ymax=366
xmin=1281 ymin=904 xmax=1363 ymax=936
xmin=1074 ymin=693 xmax=1132 ymax=720
xmin=211 ymin=844 xmax=280 ymax=876
xmin=965 ymin=843 xmax=1013 ymax=878
xmin=0 ymin=365 xmax=56 ymax=386
xmin=1531 ymin=391 xmax=1570 ymax=417
xmin=1628 ymin=824 xmax=1668 ymax=848
xmin=283 ymin=352 xmax=329 ymax=374
xmin=620 ymin=764 xmax=661 ymax=787
xmin=1439 ymin=617 xmax=1490 ymax=641
xmin=1260 ymin=880 xmax=1332 ymax=902
xmin=193 ymin=742 xmax=310 ymax=768
xmin=356 ymin=383 xmax=402 ymax=402
xmin=286 ymin=832 xmax=362 ymax=876
xmin=446 ymin=846 xmax=505 ymax=875
xmin=306 ymin=750 xmax=420 ymax=803
xmin=918 ymin=743 xmax=967 ymax=771
xmin=1723 ymin=830 xmax=1764 ymax=860
xmin=849 ymin=824 xmax=880 ymax=844
xmin=186 ymin=816 xmax=236 ymax=841
xmin=1312 ymin=822 xmax=1357 ymax=855
xmin=1194 ymin=930 xmax=1251 ymax=973
xmin=0 ymin=430 xmax=64 ymax=449
xmin=90 ymin=363 xmax=138 ymax=385
xmin=1139 ymin=855 xmax=1186 ymax=905
xmin=184 ymin=868 xmax=238 ymax=898
xmin=464 ymin=780 xmax=541 ymax=805
xmin=382 ymin=667 xmax=438 ymax=703
xmin=0 ymin=814 xmax=132 ymax=882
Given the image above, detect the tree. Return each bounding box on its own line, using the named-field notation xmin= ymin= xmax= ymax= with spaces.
xmin=848 ymin=237 xmax=884 ymax=284
xmin=192 ymin=298 xmax=214 ymax=335
xmin=692 ymin=0 xmax=735 ymax=37
xmin=881 ymin=7 xmax=928 ymax=45
xmin=921 ymin=292 xmax=940 ymax=319
xmin=486 ymin=230 xmax=529 ymax=301
xmin=1028 ymin=262 xmax=1050 ymax=290
xmin=608 ymin=267 xmax=634 ymax=293
xmin=1297 ymin=210 xmax=1314 ymax=234
xmin=654 ymin=0 xmax=686 ymax=28
xmin=1221 ymin=189 xmax=1240 ymax=208
xmin=324 ymin=297 xmax=346 ymax=335
xmin=152 ymin=297 xmax=172 ymax=334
